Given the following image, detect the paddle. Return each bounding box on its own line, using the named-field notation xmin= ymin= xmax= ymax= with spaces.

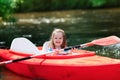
xmin=64 ymin=35 xmax=120 ymax=51
xmin=0 ymin=35 xmax=120 ymax=66
xmin=0 ymin=51 xmax=53 ymax=66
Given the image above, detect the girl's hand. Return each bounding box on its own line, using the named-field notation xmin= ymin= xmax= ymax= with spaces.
xmin=52 ymin=49 xmax=59 ymax=55
xmin=68 ymin=48 xmax=78 ymax=55
xmin=52 ymin=49 xmax=67 ymax=55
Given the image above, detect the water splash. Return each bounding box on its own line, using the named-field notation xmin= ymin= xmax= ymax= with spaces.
xmin=96 ymin=44 xmax=120 ymax=59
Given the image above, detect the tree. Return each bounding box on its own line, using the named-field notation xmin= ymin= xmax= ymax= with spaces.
xmin=0 ymin=0 xmax=23 ymax=22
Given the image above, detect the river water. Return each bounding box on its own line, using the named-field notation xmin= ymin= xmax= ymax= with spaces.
xmin=0 ymin=8 xmax=120 ymax=79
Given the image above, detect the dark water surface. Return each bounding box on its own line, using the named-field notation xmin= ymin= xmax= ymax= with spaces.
xmin=1 ymin=9 xmax=120 ymax=48
xmin=1 ymin=8 xmax=120 ymax=79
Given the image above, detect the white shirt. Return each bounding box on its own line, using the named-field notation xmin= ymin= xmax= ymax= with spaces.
xmin=42 ymin=41 xmax=51 ymax=52
xmin=42 ymin=41 xmax=69 ymax=55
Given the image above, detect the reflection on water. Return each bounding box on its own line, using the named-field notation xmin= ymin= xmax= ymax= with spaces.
xmin=1 ymin=8 xmax=120 ymax=80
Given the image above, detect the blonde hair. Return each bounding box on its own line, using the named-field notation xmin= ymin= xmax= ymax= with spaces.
xmin=49 ymin=28 xmax=67 ymax=49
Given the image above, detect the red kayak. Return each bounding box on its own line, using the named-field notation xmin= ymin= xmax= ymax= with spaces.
xmin=0 ymin=48 xmax=120 ymax=80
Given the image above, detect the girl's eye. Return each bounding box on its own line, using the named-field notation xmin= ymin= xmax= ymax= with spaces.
xmin=54 ymin=37 xmax=62 ymax=39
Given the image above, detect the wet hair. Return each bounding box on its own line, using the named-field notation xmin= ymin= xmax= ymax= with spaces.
xmin=49 ymin=28 xmax=67 ymax=49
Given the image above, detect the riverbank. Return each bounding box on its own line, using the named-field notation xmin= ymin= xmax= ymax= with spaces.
xmin=13 ymin=8 xmax=120 ymax=24
xmin=1 ymin=8 xmax=120 ymax=25
xmin=14 ymin=8 xmax=120 ymax=18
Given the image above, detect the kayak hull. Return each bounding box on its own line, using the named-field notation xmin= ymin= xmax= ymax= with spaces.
xmin=0 ymin=49 xmax=120 ymax=80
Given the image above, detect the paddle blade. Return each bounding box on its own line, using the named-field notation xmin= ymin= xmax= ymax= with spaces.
xmin=10 ymin=37 xmax=41 ymax=54
xmin=91 ymin=36 xmax=120 ymax=46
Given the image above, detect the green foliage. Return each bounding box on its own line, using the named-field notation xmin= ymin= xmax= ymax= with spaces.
xmin=106 ymin=0 xmax=118 ymax=7
xmin=16 ymin=0 xmax=120 ymax=12
xmin=51 ymin=0 xmax=68 ymax=10
xmin=75 ymin=0 xmax=90 ymax=8
xmin=0 ymin=0 xmax=119 ymax=21
xmin=17 ymin=0 xmax=33 ymax=12
xmin=89 ymin=0 xmax=106 ymax=7
xmin=64 ymin=0 xmax=77 ymax=9
xmin=0 ymin=0 xmax=23 ymax=21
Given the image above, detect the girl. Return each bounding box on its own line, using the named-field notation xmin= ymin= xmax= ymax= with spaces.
xmin=42 ymin=28 xmax=67 ymax=55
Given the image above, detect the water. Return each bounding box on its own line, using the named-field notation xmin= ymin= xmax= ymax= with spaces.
xmin=0 ymin=8 xmax=120 ymax=79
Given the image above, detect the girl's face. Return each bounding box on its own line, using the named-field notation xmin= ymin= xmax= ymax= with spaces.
xmin=53 ymin=32 xmax=63 ymax=48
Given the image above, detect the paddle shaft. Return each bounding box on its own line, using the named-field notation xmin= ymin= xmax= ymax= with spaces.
xmin=64 ymin=42 xmax=94 ymax=51
xmin=0 ymin=35 xmax=120 ymax=66
xmin=0 ymin=43 xmax=91 ymax=65
xmin=0 ymin=45 xmax=85 ymax=66
xmin=0 ymin=56 xmax=32 ymax=65
xmin=0 ymin=51 xmax=53 ymax=66
xmin=9 ymin=56 xmax=32 ymax=63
